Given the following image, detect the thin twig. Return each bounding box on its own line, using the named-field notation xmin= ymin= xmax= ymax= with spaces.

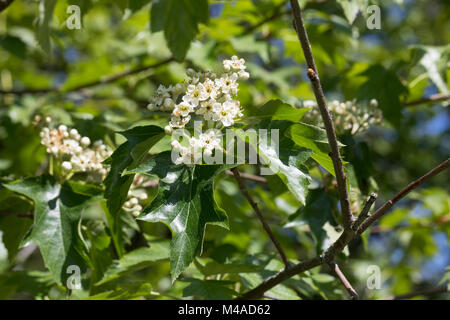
xmin=404 ymin=93 xmax=450 ymax=107
xmin=289 ymin=0 xmax=353 ymax=230
xmin=238 ymin=159 xmax=449 ymax=299
xmin=352 ymin=193 xmax=377 ymax=231
xmin=382 ymin=286 xmax=448 ymax=300
xmin=242 ymin=1 xmax=290 ymax=35
xmin=0 ymin=210 xmax=33 ymax=218
xmin=238 ymin=256 xmax=322 ymax=300
xmin=327 ymin=261 xmax=359 ymax=300
xmin=225 ymin=170 xmax=267 ymax=183
xmin=357 ymin=158 xmax=450 ymax=234
xmin=0 ymin=58 xmax=174 ymax=95
xmin=231 ymin=167 xmax=290 ymax=267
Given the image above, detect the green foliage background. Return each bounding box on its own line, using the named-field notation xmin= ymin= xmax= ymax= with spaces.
xmin=0 ymin=0 xmax=448 ymax=300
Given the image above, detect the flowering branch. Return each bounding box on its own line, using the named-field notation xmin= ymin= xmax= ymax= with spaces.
xmin=289 ymin=0 xmax=353 ymax=230
xmin=231 ymin=167 xmax=290 ymax=267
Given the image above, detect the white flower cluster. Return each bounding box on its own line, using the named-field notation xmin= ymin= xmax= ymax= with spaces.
xmin=38 ymin=116 xmax=111 ymax=182
xmin=123 ymin=175 xmax=151 ymax=217
xmin=147 ymin=56 xmax=249 ymax=164
xmin=302 ymin=99 xmax=382 ymax=135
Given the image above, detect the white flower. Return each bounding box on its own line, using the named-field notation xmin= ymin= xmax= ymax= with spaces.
xmin=39 ymin=123 xmax=111 ymax=181
xmin=213 ymin=101 xmax=237 ymax=127
xmin=215 ymin=73 xmax=238 ymax=94
xmin=223 ymin=55 xmax=246 ymax=71
xmin=196 ymin=100 xmax=217 ymax=121
xmin=173 ymin=102 xmax=194 ymax=117
xmin=237 ymin=70 xmax=250 ymax=80
xmin=199 ymin=129 xmax=221 ymax=152
xmin=183 ymin=84 xmax=207 ymax=107
xmin=303 ymin=100 xmax=317 ymax=108
xmin=170 ymin=115 xmax=191 ymax=128
xmin=202 ymin=78 xmax=218 ymax=100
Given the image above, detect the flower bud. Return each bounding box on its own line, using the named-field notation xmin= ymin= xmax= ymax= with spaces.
xmin=81 ymin=136 xmax=91 ymax=147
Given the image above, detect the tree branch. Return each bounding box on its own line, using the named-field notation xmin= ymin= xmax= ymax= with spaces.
xmin=327 ymin=261 xmax=359 ymax=300
xmin=0 ymin=210 xmax=33 ymax=218
xmin=289 ymin=0 xmax=353 ymax=230
xmin=231 ymin=167 xmax=290 ymax=267
xmin=238 ymin=158 xmax=449 ymax=299
xmin=382 ymin=286 xmax=448 ymax=300
xmin=352 ymin=193 xmax=377 ymax=231
xmin=404 ymin=93 xmax=450 ymax=107
xmin=238 ymin=256 xmax=322 ymax=299
xmin=0 ymin=58 xmax=174 ymax=95
xmin=225 ymin=170 xmax=267 ymax=183
xmin=357 ymin=158 xmax=450 ymax=234
xmin=241 ymin=1 xmax=290 ymax=35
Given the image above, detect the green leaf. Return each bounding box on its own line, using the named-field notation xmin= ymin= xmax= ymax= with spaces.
xmin=245 ymin=99 xmax=311 ymax=123
xmin=341 ymin=135 xmax=375 ymax=195
xmin=337 ymin=0 xmax=368 ymax=24
xmin=0 ymin=271 xmax=55 ymax=300
xmin=0 ymin=215 xmax=33 ymax=263
xmin=0 ymin=35 xmax=27 ymax=59
xmin=3 ymin=175 xmax=97 ymax=284
xmin=36 ymin=0 xmax=57 ymax=55
xmin=103 ymin=125 xmax=164 ymax=256
xmin=285 ymin=189 xmax=336 ymax=252
xmin=357 ymin=65 xmax=408 ymax=126
xmin=137 ymin=152 xmax=231 ymax=280
xmin=97 ymin=240 xmax=170 ymax=285
xmin=150 ymin=0 xmax=209 ymax=60
xmin=104 ymin=125 xmax=165 ymax=216
xmin=413 ymin=45 xmax=450 ymax=95
xmin=287 ymin=122 xmax=346 ymax=177
xmin=379 ymin=208 xmax=409 ymax=228
xmin=85 ymin=220 xmax=114 ymax=289
xmin=236 ymin=121 xmax=312 ymax=204
xmin=181 ymin=278 xmax=237 ymax=299
xmin=85 ymin=282 xmax=152 ymax=300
